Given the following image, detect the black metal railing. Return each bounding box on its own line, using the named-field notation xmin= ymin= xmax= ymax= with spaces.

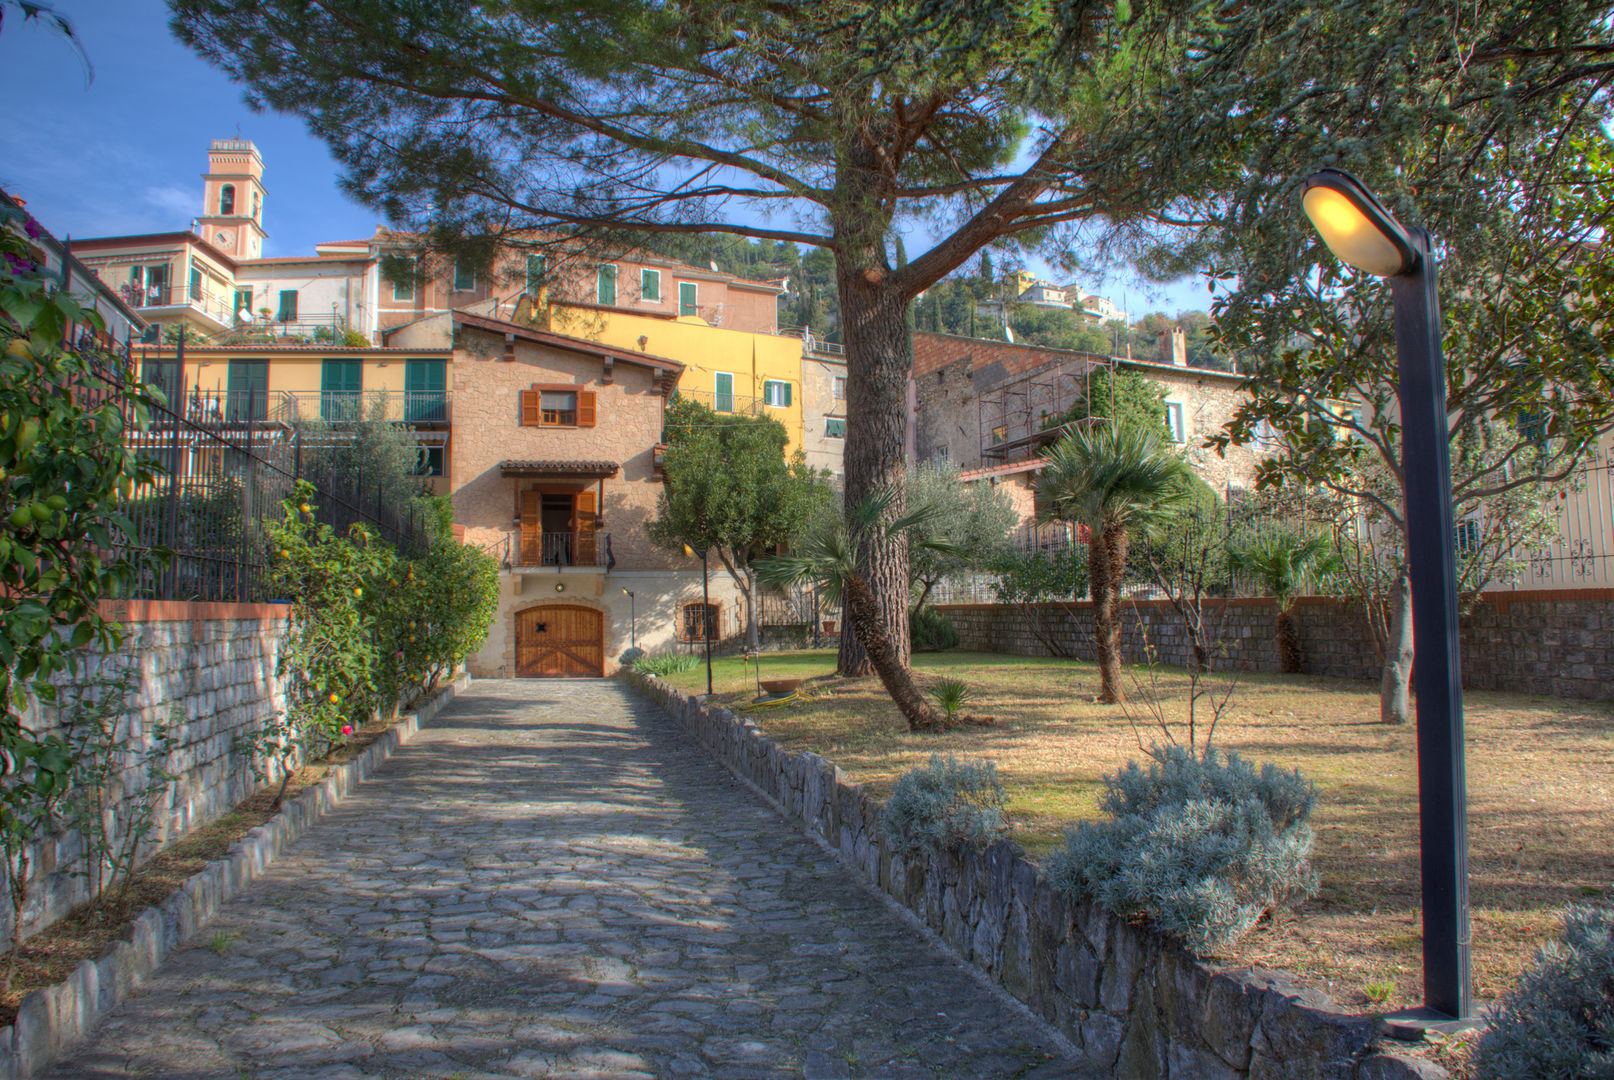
xmin=98 ymin=338 xmax=434 ymax=603
xmin=512 ymin=531 xmax=613 ymax=569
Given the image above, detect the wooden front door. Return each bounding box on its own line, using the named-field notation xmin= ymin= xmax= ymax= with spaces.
xmin=515 ymin=606 xmax=604 ymax=677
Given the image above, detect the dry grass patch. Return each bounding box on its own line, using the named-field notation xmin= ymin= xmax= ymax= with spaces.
xmin=666 ymin=649 xmax=1614 ymax=1016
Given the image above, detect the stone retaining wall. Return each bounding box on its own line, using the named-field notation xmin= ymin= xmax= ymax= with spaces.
xmin=11 ymin=605 xmax=295 ymax=946
xmin=937 ymin=588 xmax=1614 ymax=701
xmin=626 ymin=671 xmax=1443 ymax=1080
xmin=0 ymin=674 xmax=469 ymax=1079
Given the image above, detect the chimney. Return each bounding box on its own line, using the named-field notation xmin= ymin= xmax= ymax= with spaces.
xmin=1159 ymin=327 xmax=1187 ymax=367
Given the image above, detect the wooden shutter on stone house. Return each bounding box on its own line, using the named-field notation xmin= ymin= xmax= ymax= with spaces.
xmin=520 ymin=490 xmax=542 ymax=565
xmin=519 ymin=389 xmax=540 ymax=426
xmin=577 ymin=391 xmax=597 ymax=428
xmin=574 ymin=490 xmax=599 ymax=563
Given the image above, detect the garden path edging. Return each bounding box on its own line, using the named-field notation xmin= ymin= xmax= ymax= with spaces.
xmin=0 ymin=673 xmax=470 ymax=1080
xmin=623 ymin=671 xmax=1447 ymax=1080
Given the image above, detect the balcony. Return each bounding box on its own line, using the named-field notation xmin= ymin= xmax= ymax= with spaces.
xmin=512 ymin=531 xmax=614 ymax=570
xmin=778 ymin=325 xmax=845 ymax=358
xmin=269 ymin=390 xmax=451 ymax=426
xmin=672 ymin=389 xmax=769 ymax=416
xmin=119 ymin=282 xmax=233 ymax=329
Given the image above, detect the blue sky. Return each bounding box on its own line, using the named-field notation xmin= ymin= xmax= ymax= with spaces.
xmin=1 ymin=0 xmax=1207 ymax=316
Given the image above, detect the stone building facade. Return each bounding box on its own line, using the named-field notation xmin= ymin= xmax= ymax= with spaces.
xmin=389 ymin=310 xmax=751 ymax=677
xmin=909 ymin=332 xmax=1272 ymax=509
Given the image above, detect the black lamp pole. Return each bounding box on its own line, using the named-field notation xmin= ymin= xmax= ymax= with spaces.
xmin=1391 ymin=228 xmax=1471 ymax=1025
xmin=622 ymin=587 xmax=636 ymax=649
xmin=1301 ymin=169 xmax=1470 ymax=1026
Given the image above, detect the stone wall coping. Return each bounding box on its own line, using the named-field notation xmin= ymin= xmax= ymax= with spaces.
xmin=0 ymin=674 xmax=470 ymax=1080
xmin=623 ymin=670 xmax=1444 ymax=1080
xmin=98 ymin=599 xmax=294 ymax=624
xmin=938 ymin=587 xmax=1614 ymax=615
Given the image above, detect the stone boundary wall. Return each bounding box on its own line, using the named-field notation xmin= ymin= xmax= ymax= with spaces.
xmin=625 ymin=672 xmax=1442 ymax=1080
xmin=0 ymin=674 xmax=469 ymax=1080
xmin=13 ymin=605 xmax=294 ymax=945
xmin=937 ymin=587 xmax=1614 ymax=702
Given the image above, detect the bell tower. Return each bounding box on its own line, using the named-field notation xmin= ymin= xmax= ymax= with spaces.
xmin=197 ymin=138 xmax=267 ymax=259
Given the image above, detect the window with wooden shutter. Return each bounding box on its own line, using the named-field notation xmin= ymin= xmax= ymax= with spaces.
xmin=577 ymin=391 xmax=596 ymax=427
xmin=519 ymin=490 xmax=542 ymax=565
xmin=519 ymin=389 xmax=540 ymax=426
xmin=574 ymin=490 xmax=599 ymax=563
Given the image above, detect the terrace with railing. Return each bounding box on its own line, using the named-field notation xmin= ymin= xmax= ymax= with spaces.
xmin=511 ymin=531 xmax=614 ymax=570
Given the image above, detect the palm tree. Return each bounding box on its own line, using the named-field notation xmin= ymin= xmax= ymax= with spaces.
xmin=756 ymin=492 xmax=958 ymax=730
xmin=1230 ymin=532 xmax=1342 ymax=673
xmin=1035 ymin=424 xmax=1188 ymax=703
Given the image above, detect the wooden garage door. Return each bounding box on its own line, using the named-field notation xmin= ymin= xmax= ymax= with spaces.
xmin=515 ymin=605 xmax=604 ymax=678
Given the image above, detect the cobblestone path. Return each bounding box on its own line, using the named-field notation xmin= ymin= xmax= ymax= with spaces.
xmin=50 ymin=680 xmax=1073 ymax=1080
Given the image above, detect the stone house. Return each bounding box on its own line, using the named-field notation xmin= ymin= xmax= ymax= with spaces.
xmin=387 ymin=310 xmax=751 ymax=677
xmin=909 ymin=330 xmax=1272 ymax=527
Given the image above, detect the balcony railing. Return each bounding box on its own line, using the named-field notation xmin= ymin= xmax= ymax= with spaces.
xmin=672 ymin=389 xmax=768 ymax=417
xmin=513 ymin=531 xmax=614 ymax=569
xmin=270 ymin=390 xmax=451 ymax=425
xmin=778 ymin=325 xmax=845 ymax=357
xmin=120 ymin=283 xmax=233 ymax=325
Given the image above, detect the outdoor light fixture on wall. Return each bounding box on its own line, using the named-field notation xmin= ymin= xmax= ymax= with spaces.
xmin=1301 ymin=168 xmax=1472 ymax=1031
xmin=554 ymin=582 xmax=565 ymax=593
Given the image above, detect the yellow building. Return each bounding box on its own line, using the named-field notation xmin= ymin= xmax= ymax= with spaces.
xmin=135 ymin=342 xmax=454 ymax=494
xmin=540 ymin=302 xmax=807 ymax=453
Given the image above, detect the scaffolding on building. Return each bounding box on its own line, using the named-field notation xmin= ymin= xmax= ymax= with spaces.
xmin=976 ymin=353 xmax=1116 ymax=466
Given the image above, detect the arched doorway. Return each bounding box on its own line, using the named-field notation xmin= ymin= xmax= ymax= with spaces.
xmin=515 ymin=605 xmax=604 ymax=677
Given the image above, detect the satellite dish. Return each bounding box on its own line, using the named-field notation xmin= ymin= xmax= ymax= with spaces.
xmin=237 ymin=309 xmax=254 ymax=323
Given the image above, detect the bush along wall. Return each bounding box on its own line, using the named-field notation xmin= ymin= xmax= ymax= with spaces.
xmin=624 ymin=669 xmax=1443 ymax=1080
xmin=249 ymin=482 xmax=498 ymax=806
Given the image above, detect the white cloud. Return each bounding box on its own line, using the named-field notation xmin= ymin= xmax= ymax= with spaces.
xmin=144 ymin=185 xmax=201 ymax=220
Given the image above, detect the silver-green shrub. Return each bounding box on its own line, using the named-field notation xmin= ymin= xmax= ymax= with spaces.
xmin=634 ymin=652 xmax=699 ymax=677
xmin=1474 ymin=904 xmax=1614 ymax=1080
xmin=881 ymin=754 xmax=1007 ymax=856
xmin=1046 ymin=744 xmax=1317 ymax=956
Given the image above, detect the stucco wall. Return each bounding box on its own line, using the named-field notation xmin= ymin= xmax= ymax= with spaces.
xmin=800 ymin=355 xmax=848 ymax=478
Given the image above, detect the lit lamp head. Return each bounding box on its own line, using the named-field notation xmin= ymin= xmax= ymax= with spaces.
xmin=1301 ymin=169 xmax=1418 ymax=278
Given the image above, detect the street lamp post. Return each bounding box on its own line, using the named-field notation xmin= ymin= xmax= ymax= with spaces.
xmin=1301 ymin=169 xmax=1471 ymax=1027
xmin=621 ymin=587 xmax=636 ymax=650
xmin=696 ymin=547 xmax=713 ymax=696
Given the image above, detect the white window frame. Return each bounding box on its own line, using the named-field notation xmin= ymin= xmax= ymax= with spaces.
xmin=833 ymin=375 xmax=846 ymax=400
xmin=391 ymin=258 xmax=417 ymax=302
xmin=640 ymin=268 xmax=661 ymax=302
xmin=763 ymin=380 xmax=792 ymax=408
xmin=1164 ymin=401 xmax=1186 ymax=443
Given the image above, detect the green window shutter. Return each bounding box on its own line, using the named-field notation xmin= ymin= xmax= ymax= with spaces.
xmin=714 ymin=372 xmax=734 ymax=413
xmin=825 ymin=417 xmax=846 ymax=438
xmin=598 ymin=265 xmax=617 ymax=305
xmin=679 ymin=281 xmax=698 ymax=316
xmin=404 ymin=359 xmax=447 ymax=421
xmin=321 ymin=359 xmax=362 ymax=421
xmin=641 ymin=269 xmax=660 ymax=301
xmin=764 ymin=380 xmax=791 ymax=408
xmin=227 ymin=359 xmax=269 ymax=421
xmin=278 ymin=289 xmax=298 ymax=322
xmin=526 ymin=255 xmax=546 ymax=294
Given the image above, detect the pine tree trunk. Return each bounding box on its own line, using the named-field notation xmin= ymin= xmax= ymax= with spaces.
xmin=834 ymin=249 xmax=913 ymax=678
xmin=1381 ymin=567 xmax=1415 ymax=724
xmin=843 ymin=574 xmax=941 ymax=729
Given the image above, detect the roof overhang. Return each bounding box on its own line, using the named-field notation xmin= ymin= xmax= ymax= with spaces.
xmin=499 ymin=460 xmax=621 ymax=480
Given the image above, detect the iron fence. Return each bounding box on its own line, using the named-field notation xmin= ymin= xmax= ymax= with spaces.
xmin=101 ymin=338 xmax=432 ymax=604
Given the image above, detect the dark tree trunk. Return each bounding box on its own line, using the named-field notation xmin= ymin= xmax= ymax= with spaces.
xmin=844 ymin=574 xmax=942 ymax=730
xmin=833 ymin=249 xmax=913 ymax=678
xmin=1276 ymin=607 xmax=1304 ymax=673
xmin=1381 ymin=567 xmax=1414 ymax=724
